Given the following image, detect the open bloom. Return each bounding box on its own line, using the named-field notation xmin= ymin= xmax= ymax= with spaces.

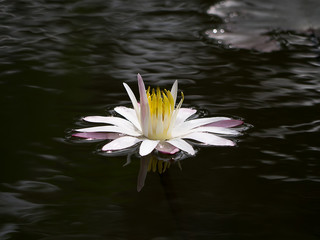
xmin=73 ymin=74 xmax=243 ymax=156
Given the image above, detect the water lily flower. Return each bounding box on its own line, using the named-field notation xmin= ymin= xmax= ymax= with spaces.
xmin=73 ymin=74 xmax=243 ymax=156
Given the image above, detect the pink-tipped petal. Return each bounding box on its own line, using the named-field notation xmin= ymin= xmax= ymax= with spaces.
xmin=102 ymin=136 xmax=141 ymax=151
xmin=192 ymin=126 xmax=240 ymax=135
xmin=156 ymin=142 xmax=180 ymax=154
xmin=178 ymin=116 xmax=230 ymax=130
xmin=172 ymin=116 xmax=231 ymax=137
xmin=72 ymin=132 xmax=121 ymax=140
xmin=137 ymin=73 xmax=149 ymax=136
xmin=182 ymin=132 xmax=235 ymax=146
xmin=139 ymin=139 xmax=160 ymax=156
xmin=204 ymin=119 xmax=244 ymax=128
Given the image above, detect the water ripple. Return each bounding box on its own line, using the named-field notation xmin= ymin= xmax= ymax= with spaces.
xmin=0 ymin=224 xmax=18 ymax=240
xmin=0 ymin=192 xmax=44 ymax=222
xmin=205 ymin=0 xmax=320 ymax=52
xmin=1 ymin=0 xmax=320 ymax=238
xmin=3 ymin=180 xmax=60 ymax=193
xmin=252 ymin=120 xmax=320 ymax=139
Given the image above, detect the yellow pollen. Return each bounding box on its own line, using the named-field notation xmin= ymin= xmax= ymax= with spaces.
xmin=145 ymin=86 xmax=183 ymax=140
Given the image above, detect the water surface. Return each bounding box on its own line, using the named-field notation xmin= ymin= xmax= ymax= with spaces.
xmin=1 ymin=0 xmax=320 ymax=239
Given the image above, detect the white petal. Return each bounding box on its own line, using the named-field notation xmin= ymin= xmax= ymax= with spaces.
xmin=190 ymin=126 xmax=240 ymax=135
xmin=139 ymin=139 xmax=160 ymax=156
xmin=182 ymin=132 xmax=235 ymax=146
xmin=102 ymin=136 xmax=142 ymax=151
xmin=166 ymin=138 xmax=195 ymax=155
xmin=172 ymin=117 xmax=231 ymax=137
xmin=114 ymin=106 xmax=142 ymax=132
xmin=123 ymin=82 xmax=139 ymax=117
xmin=76 ymin=125 xmax=141 ymax=137
xmin=167 ymin=89 xmax=185 ymax=134
xmin=170 ymin=80 xmax=178 ymax=105
xmin=174 ymin=108 xmax=197 ymax=126
xmin=83 ymin=116 xmax=135 ymax=130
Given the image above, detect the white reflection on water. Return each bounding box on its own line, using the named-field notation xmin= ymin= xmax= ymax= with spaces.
xmin=206 ymin=0 xmax=320 ymax=52
xmin=3 ymin=180 xmax=60 ymax=193
xmin=0 ymin=192 xmax=45 ymax=222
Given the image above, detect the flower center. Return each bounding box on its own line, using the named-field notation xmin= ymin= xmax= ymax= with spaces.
xmin=145 ymin=87 xmax=183 ymax=140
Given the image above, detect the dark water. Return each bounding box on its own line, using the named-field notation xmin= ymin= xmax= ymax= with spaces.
xmin=1 ymin=0 xmax=320 ymax=239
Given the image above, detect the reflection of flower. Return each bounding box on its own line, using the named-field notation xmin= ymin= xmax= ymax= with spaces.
xmin=148 ymin=155 xmax=172 ymax=174
xmin=137 ymin=154 xmax=174 ymax=192
xmin=73 ymin=74 xmax=243 ymax=156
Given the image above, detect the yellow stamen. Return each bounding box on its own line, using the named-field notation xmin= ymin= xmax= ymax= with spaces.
xmin=152 ymin=156 xmax=157 ymax=172
xmin=157 ymin=160 xmax=163 ymax=174
xmin=145 ymin=86 xmax=184 ymax=140
xmin=147 ymin=157 xmax=171 ymax=174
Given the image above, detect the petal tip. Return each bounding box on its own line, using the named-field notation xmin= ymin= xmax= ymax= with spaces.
xmin=82 ymin=116 xmax=91 ymax=122
xmin=137 ymin=73 xmax=142 ymax=81
xmin=189 ymin=149 xmax=196 ymax=155
xmin=225 ymin=140 xmax=236 ymax=146
xmin=139 ymin=140 xmax=159 ymax=156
